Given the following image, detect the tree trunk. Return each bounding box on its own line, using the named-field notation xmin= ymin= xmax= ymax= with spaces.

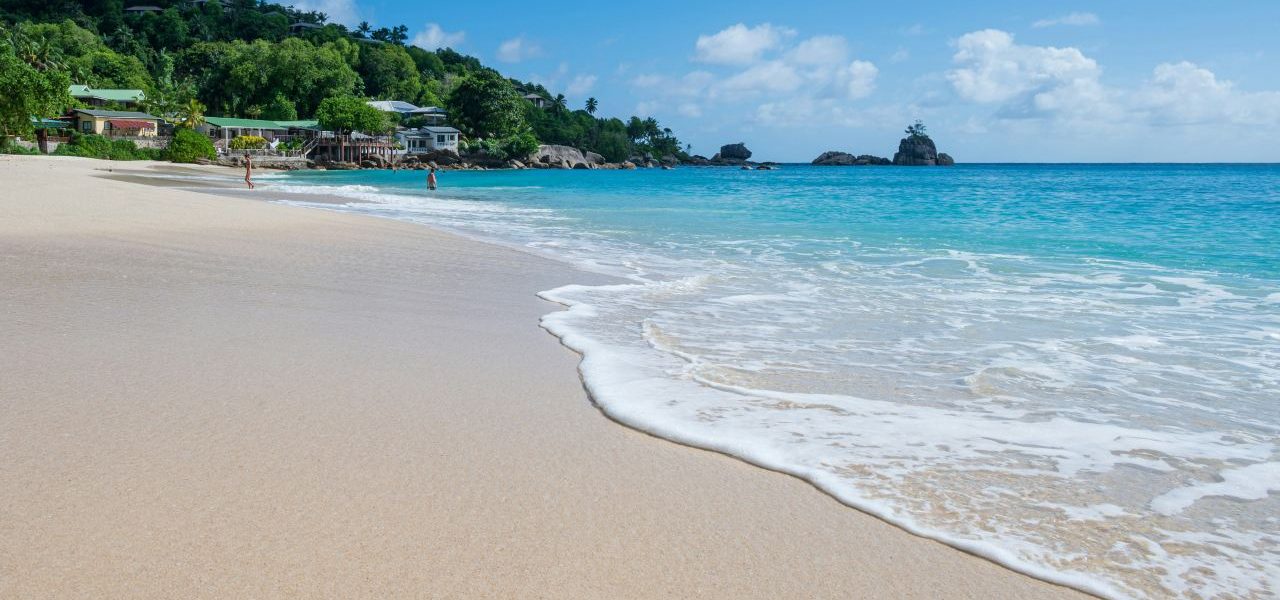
xmin=37 ymin=129 xmax=49 ymax=154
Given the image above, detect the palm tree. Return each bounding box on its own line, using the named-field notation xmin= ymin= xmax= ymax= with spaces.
xmin=179 ymin=99 xmax=207 ymax=128
xmin=585 ymin=97 xmax=598 ymax=115
xmin=553 ymin=93 xmax=567 ymax=112
xmin=356 ymin=21 xmax=371 ymax=38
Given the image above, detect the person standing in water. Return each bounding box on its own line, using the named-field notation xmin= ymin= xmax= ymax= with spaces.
xmin=243 ymin=152 xmax=255 ymax=190
xmin=427 ymin=166 xmax=438 ymax=191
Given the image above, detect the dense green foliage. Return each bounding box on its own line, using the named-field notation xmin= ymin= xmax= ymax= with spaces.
xmin=52 ymin=131 xmax=164 ymax=160
xmin=316 ymin=95 xmax=387 ymax=133
xmin=0 ymin=0 xmax=687 ymax=161
xmin=447 ymin=69 xmax=525 ymax=139
xmin=0 ymin=31 xmax=72 ymax=138
xmin=166 ymin=126 xmax=216 ymax=162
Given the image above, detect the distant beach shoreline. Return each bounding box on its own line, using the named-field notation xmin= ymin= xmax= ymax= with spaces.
xmin=0 ymin=155 xmax=1091 ymax=599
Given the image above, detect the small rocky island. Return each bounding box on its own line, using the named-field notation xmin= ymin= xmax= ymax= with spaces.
xmin=812 ymin=121 xmax=954 ymax=166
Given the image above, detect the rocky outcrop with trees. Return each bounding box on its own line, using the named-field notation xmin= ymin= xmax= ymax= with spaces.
xmin=892 ymin=121 xmax=954 ymax=166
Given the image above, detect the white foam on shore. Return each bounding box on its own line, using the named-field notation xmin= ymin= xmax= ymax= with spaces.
xmin=1151 ymin=462 xmax=1280 ymax=515
xmin=266 ymin=175 xmax=1280 ymax=600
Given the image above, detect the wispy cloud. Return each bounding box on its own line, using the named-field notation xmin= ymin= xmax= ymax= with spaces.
xmin=1032 ymin=12 xmax=1100 ymax=28
xmin=412 ymin=23 xmax=465 ymax=50
xmin=566 ymin=74 xmax=598 ymax=96
xmin=497 ymin=36 xmax=542 ymax=63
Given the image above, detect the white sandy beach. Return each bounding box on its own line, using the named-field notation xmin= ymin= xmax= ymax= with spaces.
xmin=0 ymin=155 xmax=1090 ymax=599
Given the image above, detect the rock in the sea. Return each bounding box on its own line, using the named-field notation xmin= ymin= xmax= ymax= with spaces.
xmin=683 ymin=154 xmax=711 ymax=166
xmin=584 ymin=151 xmax=605 ymax=165
xmin=719 ymin=143 xmax=752 ymax=161
xmin=892 ymin=135 xmax=953 ymax=166
xmin=938 ymin=153 xmax=955 ymax=166
xmin=811 ymin=151 xmax=892 ymax=166
xmin=571 ymin=161 xmax=591 ymax=170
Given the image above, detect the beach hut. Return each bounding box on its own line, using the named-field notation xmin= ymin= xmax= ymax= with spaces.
xmin=69 ymin=109 xmax=160 ymax=137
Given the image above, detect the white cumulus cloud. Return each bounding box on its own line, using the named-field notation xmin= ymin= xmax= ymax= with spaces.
xmin=1033 ymin=12 xmax=1101 ymax=28
xmin=1133 ymin=61 xmax=1280 ymax=126
xmin=948 ymin=29 xmax=1100 ymax=104
xmin=842 ymin=60 xmax=879 ymax=99
xmin=695 ymin=23 xmax=795 ymax=65
xmin=412 ymin=23 xmax=465 ymax=50
xmin=497 ymin=36 xmax=542 ymax=63
xmin=949 ymin=29 xmax=1280 ymax=129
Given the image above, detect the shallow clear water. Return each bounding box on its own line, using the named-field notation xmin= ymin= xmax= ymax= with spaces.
xmin=265 ymin=164 xmax=1279 ymax=599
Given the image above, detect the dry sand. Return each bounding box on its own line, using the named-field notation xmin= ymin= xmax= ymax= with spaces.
xmin=0 ymin=155 xmax=1091 ymax=599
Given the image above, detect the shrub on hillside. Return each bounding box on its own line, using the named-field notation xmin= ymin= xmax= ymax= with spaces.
xmin=167 ymin=128 xmax=216 ymax=163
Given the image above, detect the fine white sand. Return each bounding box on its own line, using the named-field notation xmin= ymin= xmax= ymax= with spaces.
xmin=0 ymin=155 xmax=1091 ymax=599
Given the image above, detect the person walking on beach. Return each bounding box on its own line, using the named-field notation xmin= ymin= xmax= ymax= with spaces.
xmin=243 ymin=152 xmax=255 ymax=190
xmin=427 ymin=166 xmax=438 ymax=191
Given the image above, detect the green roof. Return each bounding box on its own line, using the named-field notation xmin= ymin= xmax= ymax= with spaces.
xmin=204 ymin=116 xmax=289 ymax=130
xmin=72 ymin=108 xmax=159 ymax=119
xmin=272 ymin=119 xmax=320 ymax=129
xmin=69 ymin=84 xmax=145 ymax=102
xmin=30 ymin=117 xmax=68 ymax=129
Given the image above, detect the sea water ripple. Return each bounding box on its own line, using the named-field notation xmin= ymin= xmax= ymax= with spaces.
xmin=265 ymin=164 xmax=1279 ymax=599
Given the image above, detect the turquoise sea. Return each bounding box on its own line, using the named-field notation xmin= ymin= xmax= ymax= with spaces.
xmin=261 ymin=164 xmax=1278 ymax=599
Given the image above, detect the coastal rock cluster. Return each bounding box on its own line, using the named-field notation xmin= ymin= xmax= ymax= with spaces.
xmin=811 ymin=151 xmax=891 ymax=166
xmin=811 ymin=122 xmax=955 ymax=166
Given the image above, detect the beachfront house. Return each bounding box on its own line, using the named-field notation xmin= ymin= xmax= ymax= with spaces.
xmin=366 ymin=100 xmax=447 ymax=125
xmin=200 ymin=116 xmax=289 ymax=143
xmin=70 ymin=84 xmax=146 ymax=108
xmin=69 ymin=109 xmax=161 ymax=137
xmin=123 ymin=5 xmax=163 ymax=13
xmin=523 ymin=93 xmax=549 ymax=109
xmin=198 ymin=117 xmax=321 ymax=155
xmin=398 ymin=126 xmax=461 ymax=154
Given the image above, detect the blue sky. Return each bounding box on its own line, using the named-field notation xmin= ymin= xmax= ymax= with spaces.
xmin=298 ymin=0 xmax=1280 ymax=162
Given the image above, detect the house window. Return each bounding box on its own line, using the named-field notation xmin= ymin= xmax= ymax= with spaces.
xmin=437 ymin=135 xmax=446 ymax=144
xmin=81 ymin=120 xmax=93 ymax=132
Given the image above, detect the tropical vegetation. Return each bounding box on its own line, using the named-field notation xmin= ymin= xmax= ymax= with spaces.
xmin=0 ymin=0 xmax=688 ymax=162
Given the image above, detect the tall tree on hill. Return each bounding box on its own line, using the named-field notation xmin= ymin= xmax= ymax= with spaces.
xmin=446 ymin=69 xmax=526 ymax=139
xmin=585 ymin=97 xmax=597 ymax=114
